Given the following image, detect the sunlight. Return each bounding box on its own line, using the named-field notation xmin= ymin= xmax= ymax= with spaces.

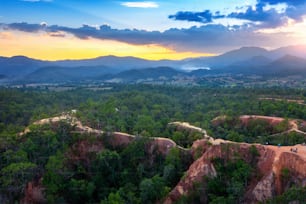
xmin=0 ymin=30 xmax=214 ymax=60
xmin=256 ymin=17 xmax=306 ymax=45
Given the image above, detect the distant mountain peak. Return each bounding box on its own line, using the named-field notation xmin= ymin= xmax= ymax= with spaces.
xmin=238 ymin=46 xmax=268 ymax=51
xmin=1 ymin=44 xmax=306 ymax=81
xmin=270 ymin=45 xmax=306 ymax=59
xmin=9 ymin=55 xmax=35 ymax=61
xmin=273 ymin=54 xmax=306 ymax=64
xmin=10 ymin=55 xmax=29 ymax=59
xmin=260 ymin=54 xmax=306 ymax=76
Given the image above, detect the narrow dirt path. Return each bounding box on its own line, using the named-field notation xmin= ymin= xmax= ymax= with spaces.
xmin=168 ymin=121 xmax=211 ymax=139
xmin=19 ymin=113 xmax=306 ymax=156
xmin=18 ymin=112 xmax=188 ymax=151
xmin=240 ymin=115 xmax=306 ymax=137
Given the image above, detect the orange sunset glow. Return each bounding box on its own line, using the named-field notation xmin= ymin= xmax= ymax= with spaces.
xmin=0 ymin=31 xmax=214 ymax=61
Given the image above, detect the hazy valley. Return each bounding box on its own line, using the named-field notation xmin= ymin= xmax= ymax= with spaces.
xmin=1 ymin=45 xmax=306 ymax=87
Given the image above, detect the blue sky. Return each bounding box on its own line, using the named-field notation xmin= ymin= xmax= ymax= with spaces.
xmin=0 ymin=0 xmax=305 ymax=60
xmin=1 ymin=0 xmax=232 ymax=30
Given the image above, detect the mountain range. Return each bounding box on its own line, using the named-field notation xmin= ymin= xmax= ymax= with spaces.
xmin=0 ymin=45 xmax=305 ymax=83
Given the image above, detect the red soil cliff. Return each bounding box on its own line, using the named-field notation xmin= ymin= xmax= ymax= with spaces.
xmin=164 ymin=140 xmax=306 ymax=203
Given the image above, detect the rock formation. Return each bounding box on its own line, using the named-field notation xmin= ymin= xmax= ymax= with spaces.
xmin=164 ymin=139 xmax=306 ymax=203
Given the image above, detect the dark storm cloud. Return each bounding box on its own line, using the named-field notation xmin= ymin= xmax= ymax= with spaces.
xmin=285 ymin=4 xmax=306 ymax=21
xmin=168 ymin=0 xmax=306 ymax=28
xmin=45 ymin=24 xmax=163 ymax=44
xmin=1 ymin=22 xmax=46 ymax=32
xmin=0 ymin=22 xmax=241 ymax=47
xmin=0 ymin=22 xmax=287 ymax=53
xmin=259 ymin=0 xmax=306 ymax=6
xmin=48 ymin=31 xmax=65 ymax=37
xmin=228 ymin=3 xmax=287 ymax=28
xmin=168 ymin=10 xmax=224 ymax=23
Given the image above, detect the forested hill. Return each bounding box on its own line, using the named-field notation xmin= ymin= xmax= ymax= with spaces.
xmin=0 ymin=85 xmax=305 ymax=203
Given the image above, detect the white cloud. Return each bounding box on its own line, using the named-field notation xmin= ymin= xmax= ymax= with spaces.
xmin=40 ymin=22 xmax=48 ymax=26
xmin=121 ymin=1 xmax=159 ymax=8
xmin=263 ymin=3 xmax=287 ymax=13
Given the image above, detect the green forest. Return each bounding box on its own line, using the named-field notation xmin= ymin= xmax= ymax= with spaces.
xmin=0 ymin=85 xmax=306 ymax=203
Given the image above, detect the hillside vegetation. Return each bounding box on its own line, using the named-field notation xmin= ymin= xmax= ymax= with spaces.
xmin=0 ymin=85 xmax=305 ymax=203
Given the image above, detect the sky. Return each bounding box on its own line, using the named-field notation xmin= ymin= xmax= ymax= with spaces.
xmin=0 ymin=0 xmax=305 ymax=60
